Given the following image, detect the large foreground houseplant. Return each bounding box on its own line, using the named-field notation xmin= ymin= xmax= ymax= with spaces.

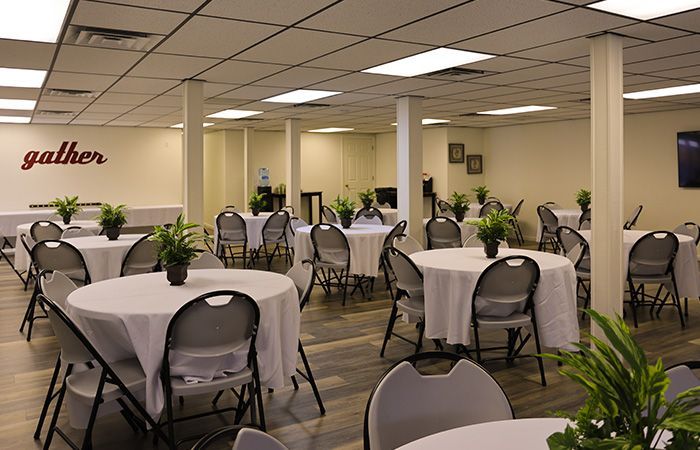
xmin=149 ymin=214 xmax=209 ymax=286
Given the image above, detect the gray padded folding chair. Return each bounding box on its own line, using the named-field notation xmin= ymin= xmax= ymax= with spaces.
xmin=425 ymin=217 xmax=461 ymax=249
xmin=30 ymin=221 xmax=63 ymax=242
xmin=161 ymin=290 xmax=265 ymax=448
xmin=20 ymin=233 xmax=37 ymax=290
xmin=537 ymin=205 xmax=560 ymax=253
xmin=479 ymin=200 xmax=504 ymax=218
xmin=664 ymin=361 xmax=700 ymax=410
xmin=0 ymin=229 xmax=25 ymax=284
xmin=391 ymin=233 xmax=424 ymax=255
xmin=670 ymin=222 xmax=700 ymax=317
xmin=355 ymin=207 xmax=384 ymax=224
xmin=436 ymin=198 xmax=452 ymax=215
xmin=470 ymin=255 xmax=546 ymax=386
xmin=321 ymin=205 xmax=338 ymax=223
xmin=216 ymin=211 xmax=249 ymax=268
xmin=556 ymin=226 xmax=591 ymax=318
xmin=462 ymin=234 xmax=509 ymax=249
xmin=61 ymin=227 xmax=95 ymax=239
xmin=354 ymin=215 xmax=382 ymax=225
xmin=120 ymin=234 xmax=160 ymax=276
xmin=379 ymin=220 xmax=407 ymax=297
xmin=578 ymin=208 xmax=591 ymax=230
xmin=310 ymin=224 xmax=364 ymax=305
xmin=363 ymin=351 xmax=514 ymax=450
xmin=283 ymin=216 xmax=308 ymax=260
xmin=191 ymin=426 xmax=288 ymax=450
xmin=254 ymin=209 xmax=290 ymax=269
xmin=281 ymin=205 xmax=295 ymax=215
xmin=623 ymin=204 xmax=643 ymax=230
xmin=189 ymin=251 xmax=225 ymax=270
xmin=509 ymin=199 xmax=525 ymax=245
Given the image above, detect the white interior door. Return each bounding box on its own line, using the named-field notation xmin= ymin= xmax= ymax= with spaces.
xmin=342 ymin=137 xmax=375 ymax=203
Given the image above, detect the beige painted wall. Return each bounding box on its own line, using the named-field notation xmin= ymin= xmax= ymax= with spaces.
xmin=0 ymin=124 xmax=182 ymax=211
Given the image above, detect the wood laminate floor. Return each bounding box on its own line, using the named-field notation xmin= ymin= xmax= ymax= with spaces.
xmin=0 ymin=243 xmax=698 ymax=449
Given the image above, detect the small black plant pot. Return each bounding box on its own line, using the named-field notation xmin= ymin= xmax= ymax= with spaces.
xmin=455 ymin=211 xmax=465 ymax=222
xmin=166 ymin=263 xmax=189 ymax=286
xmin=252 ymin=209 xmax=260 ymax=216
xmin=340 ymin=218 xmax=352 ymax=229
xmin=362 ymin=202 xmax=372 ymax=209
xmin=105 ymin=226 xmax=121 ymax=240
xmin=478 ymin=198 xmax=485 ymax=205
xmin=484 ymin=241 xmax=499 ymax=258
xmin=62 ymin=215 xmax=71 ymax=225
xmin=580 ymin=204 xmax=589 ymax=212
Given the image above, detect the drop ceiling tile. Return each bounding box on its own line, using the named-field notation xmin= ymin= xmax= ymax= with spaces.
xmin=31 ymin=116 xmax=73 ymax=124
xmin=304 ymin=38 xmax=432 ymax=72
xmin=109 ymin=120 xmax=149 ymax=126
xmin=612 ymin=22 xmax=689 ymax=42
xmin=653 ymin=9 xmax=700 ymax=33
xmin=96 ymin=92 xmax=156 ymax=105
xmin=129 ymin=53 xmax=219 ymax=79
xmin=46 ymin=72 xmax=118 ymax=91
xmin=400 ymin=82 xmax=486 ymax=98
xmin=455 ymin=86 xmax=531 ymax=101
xmin=54 ymin=45 xmax=143 ymax=76
xmin=36 ymin=100 xmax=86 ymax=111
xmin=39 ymin=93 xmax=95 ymax=104
xmin=214 ymin=85 xmax=290 ymax=101
xmin=513 ymin=70 xmax=589 ymax=89
xmin=200 ymin=60 xmax=288 ymax=84
xmin=625 ymin=52 xmax=700 ymax=74
xmin=355 ymin=78 xmax=448 ymax=95
xmin=129 ymin=105 xmax=179 ymax=115
xmin=308 ymin=72 xmax=399 ymax=91
xmin=0 ymin=87 xmax=41 ymax=100
xmin=652 ymin=65 xmax=700 ymax=82
xmin=110 ymin=77 xmax=180 ymax=94
xmin=201 ymin=0 xmax=337 ymax=26
xmin=0 ymin=39 xmax=55 ymax=70
xmin=512 ymin=38 xmax=591 ymax=62
xmin=320 ymin=93 xmax=387 ymax=105
xmin=348 ymin=97 xmax=399 ymax=107
xmin=298 ymin=0 xmax=465 ymax=37
xmin=625 ymin=35 xmax=700 ymax=64
xmin=219 ymin=101 xmax=283 ymax=112
xmin=82 ymin=103 xmax=134 ymax=114
xmin=474 ymin=63 xmax=583 ymax=86
xmin=165 ymin=82 xmax=241 ymax=98
xmin=464 ymin=56 xmax=542 ymax=74
xmin=256 ymin=66 xmax=348 ymax=88
xmin=146 ymin=96 xmax=182 ymax=107
xmin=384 ymin=0 xmax=569 ymax=46
xmin=95 ymin=0 xmax=207 ymax=13
xmin=156 ymin=16 xmax=283 ymax=58
xmin=71 ymin=1 xmax=187 ymax=35
xmin=77 ymin=112 xmax=122 ymax=120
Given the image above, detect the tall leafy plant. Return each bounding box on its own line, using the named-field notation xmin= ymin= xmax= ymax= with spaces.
xmin=96 ymin=203 xmax=127 ymax=228
xmin=149 ymin=214 xmax=208 ymax=267
xmin=471 ymin=185 xmax=490 ymax=204
xmin=358 ymin=189 xmax=376 ymax=208
xmin=448 ymin=192 xmax=470 ymax=215
xmin=248 ymin=193 xmax=267 ymax=212
xmin=52 ymin=195 xmax=82 ymax=220
xmin=469 ymin=209 xmax=513 ymax=244
xmin=331 ymin=196 xmax=356 ymax=220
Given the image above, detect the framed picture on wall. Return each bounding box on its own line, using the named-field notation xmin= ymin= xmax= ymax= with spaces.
xmin=467 ymin=154 xmax=483 ymax=174
xmin=448 ymin=143 xmax=465 ymax=163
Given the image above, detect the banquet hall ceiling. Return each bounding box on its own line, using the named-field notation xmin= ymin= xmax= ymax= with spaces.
xmin=2 ymin=0 xmax=700 ymax=131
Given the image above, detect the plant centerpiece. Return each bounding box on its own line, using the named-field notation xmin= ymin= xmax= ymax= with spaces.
xmin=471 ymin=185 xmax=490 ymax=205
xmin=468 ymin=209 xmax=513 ymax=258
xmin=248 ymin=193 xmax=267 ymax=216
xmin=331 ymin=196 xmax=356 ymax=229
xmin=52 ymin=195 xmax=82 ymax=224
xmin=358 ymin=189 xmax=376 ymax=209
xmin=543 ymin=310 xmax=700 ymax=449
xmin=448 ymin=192 xmax=471 ymax=222
xmin=149 ymin=214 xmax=208 ymax=286
xmin=575 ymin=189 xmax=591 ymax=212
xmin=96 ymin=203 xmax=127 ymax=240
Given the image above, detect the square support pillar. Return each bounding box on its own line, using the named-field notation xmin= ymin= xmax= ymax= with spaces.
xmin=243 ymin=127 xmax=254 ymax=211
xmin=285 ymin=118 xmax=301 ymax=212
xmin=396 ymin=96 xmax=423 ymax=242
xmin=182 ymin=79 xmax=204 ymax=225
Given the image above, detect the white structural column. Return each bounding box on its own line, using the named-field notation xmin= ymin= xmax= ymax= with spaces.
xmin=182 ymin=79 xmax=204 ymax=224
xmin=243 ymin=127 xmax=254 ymax=210
xmin=396 ymin=96 xmax=423 ymax=242
xmin=285 ymin=118 xmax=301 ymax=212
xmin=590 ymin=34 xmax=624 ymax=338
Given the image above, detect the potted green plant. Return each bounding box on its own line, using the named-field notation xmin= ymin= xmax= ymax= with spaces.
xmin=96 ymin=203 xmax=128 ymax=240
xmin=149 ymin=214 xmax=208 ymax=286
xmin=248 ymin=193 xmax=267 ymax=216
xmin=52 ymin=195 xmax=82 ymax=224
xmin=358 ymin=189 xmax=376 ymax=209
xmin=543 ymin=310 xmax=700 ymax=450
xmin=575 ymin=189 xmax=591 ymax=212
xmin=468 ymin=209 xmax=513 ymax=258
xmin=331 ymin=196 xmax=356 ymax=229
xmin=448 ymin=192 xmax=471 ymax=222
xmin=471 ymin=185 xmax=490 ymax=205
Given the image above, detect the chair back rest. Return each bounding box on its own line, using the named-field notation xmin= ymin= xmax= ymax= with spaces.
xmin=486 ymin=196 xmax=500 ymax=202
xmin=354 ymin=215 xmax=382 ymax=225
xmin=556 ymin=226 xmax=589 ymax=271
xmin=30 ymin=221 xmax=63 ymax=242
xmin=40 ymin=294 xmax=95 ymax=364
xmin=355 ymin=207 xmax=384 ymax=223
xmin=376 ymin=202 xmax=391 ymax=209
xmin=624 ymin=204 xmax=643 ymax=230
xmin=425 ymin=217 xmax=461 ymax=249
xmin=31 ymin=240 xmax=89 ymax=283
xmin=61 ymin=227 xmax=95 ymax=239
xmin=511 ymin=199 xmax=524 ymax=218
xmin=479 ymin=201 xmax=504 ymax=218
xmin=673 ymin=222 xmax=700 ymax=246
xmin=382 ymin=220 xmax=407 ymax=250
xmin=628 ymin=231 xmax=678 ymax=277
xmin=537 ymin=205 xmax=558 ymax=232
xmin=462 ymin=234 xmax=509 ymax=249
xmin=221 ymin=205 xmax=239 ymax=213
xmin=288 ymin=217 xmax=308 ymax=237
xmin=473 ymin=256 xmax=540 ymax=315
xmin=20 ymin=233 xmax=36 ymax=255
xmin=436 ymin=199 xmax=451 ymax=214
xmin=364 ymin=352 xmax=513 ymax=450
xmin=282 ymin=205 xmax=295 ymax=215
xmin=578 ymin=209 xmax=591 ymax=230
xmin=189 ymin=252 xmax=224 ymax=269
xmin=543 ymin=201 xmax=560 ymax=209
xmin=121 ymin=234 xmax=159 ymax=276
xmin=216 ymin=212 xmax=247 ymax=243
xmin=262 ymin=210 xmax=290 ymax=242
xmin=38 ymin=269 xmax=78 ymax=309
xmin=310 ymin=224 xmax=349 ymax=266
xmin=233 ymin=428 xmax=289 ymax=450
xmin=285 ymin=259 xmax=315 ymax=311
xmin=383 ymin=247 xmax=422 ymax=295
xmin=664 ymin=361 xmax=700 ymax=410
xmin=321 ymin=205 xmax=338 ymax=223
xmin=392 ymin=234 xmax=424 ymax=255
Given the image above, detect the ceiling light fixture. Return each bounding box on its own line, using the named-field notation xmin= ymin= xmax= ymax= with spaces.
xmin=0 ymin=0 xmax=71 ymax=43
xmin=623 ymin=83 xmax=700 ymax=99
xmin=0 ymin=99 xmax=36 ymax=110
xmin=0 ymin=67 xmax=47 ymax=88
xmin=170 ymin=122 xmax=214 ymax=128
xmin=588 ymin=0 xmax=700 ymax=20
xmin=362 ymin=48 xmax=495 ymax=77
xmin=476 ymin=105 xmax=557 ymax=115
xmin=391 ymin=118 xmax=451 ymax=125
xmin=0 ymin=115 xmax=31 ymax=123
xmin=308 ymin=127 xmax=355 ymax=133
xmin=262 ymin=89 xmax=341 ymax=103
xmin=206 ymin=109 xmax=263 ymax=119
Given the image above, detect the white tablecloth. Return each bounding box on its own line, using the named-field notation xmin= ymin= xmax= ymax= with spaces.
xmin=214 ymin=212 xmax=273 ymax=251
xmin=294 ymin=223 xmax=393 ymax=277
xmin=411 ymin=248 xmax=579 ymax=348
xmin=537 ymin=208 xmax=581 ymax=241
xmin=62 ymin=234 xmax=145 ymax=282
xmin=65 ymin=269 xmax=300 ymax=419
xmin=579 ymin=230 xmax=700 ymax=298
xmin=423 ymin=217 xmax=480 ymax=243
xmin=14 ymin=220 xmax=102 ymax=272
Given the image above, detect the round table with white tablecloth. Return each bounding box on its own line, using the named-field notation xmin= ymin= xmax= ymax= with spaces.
xmin=293 ymin=223 xmax=393 ymax=277
xmin=65 ymin=269 xmax=300 ymax=420
xmin=410 ymin=248 xmax=579 ymax=348
xmin=213 ymin=212 xmax=273 ymax=251
xmin=579 ymin=230 xmax=700 ymax=298
xmin=14 ymin=220 xmax=101 ymax=271
xmin=537 ymin=208 xmax=581 ymax=241
xmin=61 ymin=234 xmax=145 ymax=282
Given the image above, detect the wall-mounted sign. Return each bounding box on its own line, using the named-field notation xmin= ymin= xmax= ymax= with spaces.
xmin=21 ymin=141 xmax=108 ymax=170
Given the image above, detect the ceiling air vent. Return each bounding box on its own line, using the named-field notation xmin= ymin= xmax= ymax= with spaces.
xmin=46 ymin=88 xmax=99 ymax=98
xmin=65 ymin=26 xmax=159 ymax=51
xmin=36 ymin=110 xmax=76 ymax=117
xmin=292 ymin=103 xmax=330 ymax=109
xmin=425 ymin=67 xmax=488 ymax=79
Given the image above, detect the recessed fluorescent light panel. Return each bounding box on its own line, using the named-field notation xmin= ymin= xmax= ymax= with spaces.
xmin=623 ymin=83 xmax=700 ymax=100
xmin=262 ymin=89 xmax=341 ymax=103
xmin=588 ymin=0 xmax=700 ymax=20
xmin=206 ymin=109 xmax=263 ymax=119
xmin=0 ymin=99 xmax=36 ymax=110
xmin=391 ymin=119 xmax=451 ymax=125
xmin=0 ymin=68 xmax=47 ymax=88
xmin=170 ymin=122 xmax=214 ymax=128
xmin=308 ymin=127 xmax=354 ymax=133
xmin=477 ymin=105 xmax=557 ymax=115
xmin=362 ymin=48 xmax=495 ymax=77
xmin=0 ymin=0 xmax=71 ymax=43
xmin=0 ymin=115 xmax=31 ymax=123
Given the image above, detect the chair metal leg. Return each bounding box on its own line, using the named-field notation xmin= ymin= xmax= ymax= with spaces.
xmin=414 ymin=321 xmax=425 ymax=354
xmin=298 ymin=341 xmax=326 ymax=415
xmin=380 ymin=302 xmax=399 ymax=357
xmin=628 ymin=280 xmax=639 ymax=328
xmin=43 ymin=364 xmax=72 ymax=450
xmin=671 ymin=276 xmax=685 ymax=328
xmin=341 ymin=270 xmax=349 ymax=306
xmin=81 ymin=370 xmax=108 ymax=449
xmin=531 ymin=318 xmax=547 ymax=387
xmin=34 ymin=354 xmax=61 ymax=439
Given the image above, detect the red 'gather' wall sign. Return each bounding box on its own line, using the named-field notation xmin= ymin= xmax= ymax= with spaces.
xmin=21 ymin=141 xmax=108 ymax=170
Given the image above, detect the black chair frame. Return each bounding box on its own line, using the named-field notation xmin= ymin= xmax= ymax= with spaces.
xmin=216 ymin=212 xmax=250 ymax=269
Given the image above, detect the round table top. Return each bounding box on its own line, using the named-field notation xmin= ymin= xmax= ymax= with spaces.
xmin=296 ymin=223 xmax=394 ymax=236
xmin=411 ymin=248 xmax=572 ymax=273
xmin=67 ymin=269 xmax=297 ymax=319
xmin=552 ymin=208 xmax=582 ymax=216
xmin=579 ymin=229 xmax=695 ymax=245
xmin=215 ymin=211 xmax=273 ymax=221
xmin=17 ymin=219 xmax=100 ymax=232
xmin=397 ymin=418 xmax=568 ymax=449
xmin=61 ymin=233 xmax=144 ymax=250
